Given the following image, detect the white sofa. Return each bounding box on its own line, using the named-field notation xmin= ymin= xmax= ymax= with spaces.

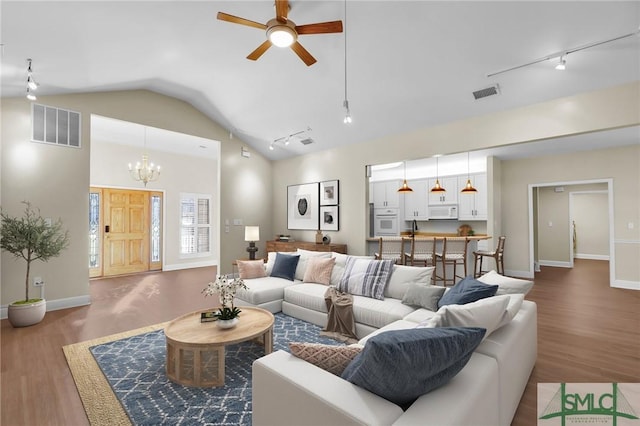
xmin=234 ymin=250 xmax=537 ymax=426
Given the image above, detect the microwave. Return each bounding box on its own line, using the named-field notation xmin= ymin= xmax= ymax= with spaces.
xmin=428 ymin=205 xmax=458 ymax=220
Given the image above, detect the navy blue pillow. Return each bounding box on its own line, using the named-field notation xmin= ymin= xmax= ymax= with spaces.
xmin=341 ymin=327 xmax=486 ymax=407
xmin=270 ymin=253 xmax=300 ymax=281
xmin=437 ymin=276 xmax=498 ymax=308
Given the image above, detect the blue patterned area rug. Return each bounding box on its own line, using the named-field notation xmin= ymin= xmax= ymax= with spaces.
xmin=89 ymin=313 xmax=342 ymax=425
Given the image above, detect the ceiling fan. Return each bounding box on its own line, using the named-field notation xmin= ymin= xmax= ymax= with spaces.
xmin=217 ymin=0 xmax=343 ymax=66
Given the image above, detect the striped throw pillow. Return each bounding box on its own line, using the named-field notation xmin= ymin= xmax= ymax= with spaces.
xmin=337 ymin=257 xmax=394 ymax=300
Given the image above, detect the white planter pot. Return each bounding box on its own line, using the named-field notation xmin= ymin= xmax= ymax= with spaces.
xmin=8 ymin=299 xmax=46 ymax=327
xmin=216 ymin=317 xmax=239 ymax=329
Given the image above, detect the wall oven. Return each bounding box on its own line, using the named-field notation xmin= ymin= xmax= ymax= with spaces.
xmin=374 ymin=208 xmax=399 ymax=236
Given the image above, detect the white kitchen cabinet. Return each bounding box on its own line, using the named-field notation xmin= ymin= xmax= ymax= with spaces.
xmin=371 ymin=180 xmax=401 ymax=208
xmin=458 ymin=173 xmax=487 ymax=220
xmin=427 ymin=177 xmax=458 ymax=205
xmin=403 ymin=179 xmax=429 ymax=220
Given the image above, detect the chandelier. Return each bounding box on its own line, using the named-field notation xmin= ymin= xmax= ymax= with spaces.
xmin=128 ymin=127 xmax=160 ymax=186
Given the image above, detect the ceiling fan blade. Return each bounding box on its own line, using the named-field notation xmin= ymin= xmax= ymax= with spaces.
xmin=275 ymin=0 xmax=289 ymax=22
xmin=247 ymin=40 xmax=272 ymax=61
xmin=217 ymin=12 xmax=267 ymax=30
xmin=296 ymin=21 xmax=343 ymax=35
xmin=290 ymin=41 xmax=317 ymax=66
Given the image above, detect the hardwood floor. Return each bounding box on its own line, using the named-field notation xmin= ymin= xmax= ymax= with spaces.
xmin=1 ymin=260 xmax=638 ymax=425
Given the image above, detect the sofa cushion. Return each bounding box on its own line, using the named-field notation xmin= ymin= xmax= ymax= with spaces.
xmin=271 ymin=253 xmax=300 ymax=281
xmin=351 ymin=295 xmax=417 ymax=329
xmin=424 ymin=295 xmax=511 ymax=339
xmin=284 ymin=283 xmax=329 ymax=313
xmin=236 ymin=259 xmax=266 ymax=279
xmin=384 ymin=265 xmax=435 ymax=299
xmin=438 ymin=276 xmax=498 ymax=308
xmin=338 ymin=258 xmax=394 ymax=300
xmin=477 ymin=270 xmax=534 ymax=295
xmin=303 ymin=257 xmax=336 ymax=285
xmin=402 ymin=308 xmax=439 ymax=324
xmin=341 ymin=327 xmax=486 ymax=407
xmin=289 ymin=343 xmax=362 ymax=376
xmin=295 ymin=249 xmax=332 ymax=281
xmin=401 ymin=284 xmax=446 ymax=312
xmin=330 ymin=253 xmax=375 ymax=287
xmin=235 ymin=276 xmax=297 ymax=305
xmin=265 ymin=251 xmax=295 ymax=275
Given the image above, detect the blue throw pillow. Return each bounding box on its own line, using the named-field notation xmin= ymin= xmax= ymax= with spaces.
xmin=437 ymin=276 xmax=498 ymax=308
xmin=341 ymin=327 xmax=486 ymax=407
xmin=270 ymin=253 xmax=300 ymax=281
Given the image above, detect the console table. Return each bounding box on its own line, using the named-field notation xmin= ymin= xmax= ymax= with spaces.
xmin=266 ymin=240 xmax=347 ymax=254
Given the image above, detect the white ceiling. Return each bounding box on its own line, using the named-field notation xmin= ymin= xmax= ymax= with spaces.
xmin=2 ymin=1 xmax=639 ymax=161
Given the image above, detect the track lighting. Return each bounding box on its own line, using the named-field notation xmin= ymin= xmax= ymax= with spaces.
xmin=555 ymin=55 xmax=567 ymax=71
xmin=269 ymin=143 xmax=275 ymax=151
xmin=269 ymin=127 xmax=312 ymax=150
xmin=343 ymin=100 xmax=352 ymax=124
xmin=26 ymin=87 xmax=37 ymax=101
xmin=25 ymin=58 xmax=39 ymax=100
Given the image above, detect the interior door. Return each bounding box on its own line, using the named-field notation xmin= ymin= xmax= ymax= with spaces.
xmin=103 ymin=189 xmax=150 ymax=276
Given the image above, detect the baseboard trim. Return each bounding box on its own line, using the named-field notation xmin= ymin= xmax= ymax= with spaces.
xmin=505 ymin=269 xmax=534 ymax=279
xmin=575 ymin=254 xmax=610 ymax=261
xmin=612 ymin=280 xmax=640 ymax=290
xmin=1 ymin=295 xmax=91 ymax=320
xmin=538 ymin=260 xmax=572 ymax=268
xmin=163 ymin=260 xmax=217 ymax=271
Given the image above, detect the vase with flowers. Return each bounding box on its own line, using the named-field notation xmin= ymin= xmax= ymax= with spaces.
xmin=202 ymin=275 xmax=248 ymax=329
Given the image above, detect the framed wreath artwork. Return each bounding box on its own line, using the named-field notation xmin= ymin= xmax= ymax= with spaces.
xmin=287 ymin=183 xmax=319 ymax=230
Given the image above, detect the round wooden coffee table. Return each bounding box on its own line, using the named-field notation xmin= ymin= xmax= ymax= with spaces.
xmin=165 ymin=306 xmax=274 ymax=387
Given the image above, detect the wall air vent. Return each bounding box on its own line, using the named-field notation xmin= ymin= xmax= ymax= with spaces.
xmin=300 ymin=138 xmax=314 ymax=145
xmin=31 ymin=103 xmax=81 ymax=148
xmin=472 ymin=84 xmax=501 ymax=100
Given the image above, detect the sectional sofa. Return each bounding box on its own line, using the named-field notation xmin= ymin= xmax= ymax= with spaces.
xmin=234 ymin=249 xmax=537 ymax=426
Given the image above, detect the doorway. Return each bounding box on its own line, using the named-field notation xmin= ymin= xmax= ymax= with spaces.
xmin=90 ymin=187 xmax=163 ymax=277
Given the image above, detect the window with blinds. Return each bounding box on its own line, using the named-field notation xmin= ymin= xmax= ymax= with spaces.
xmin=180 ymin=193 xmax=211 ymax=257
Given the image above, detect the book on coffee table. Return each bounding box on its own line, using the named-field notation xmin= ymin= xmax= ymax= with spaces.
xmin=200 ymin=311 xmax=216 ymax=322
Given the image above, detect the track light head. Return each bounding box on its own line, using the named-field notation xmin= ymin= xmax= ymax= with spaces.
xmin=555 ymin=55 xmax=567 ymax=71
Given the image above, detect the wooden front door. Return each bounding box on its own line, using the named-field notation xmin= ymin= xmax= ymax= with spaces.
xmin=103 ymin=189 xmax=150 ymax=276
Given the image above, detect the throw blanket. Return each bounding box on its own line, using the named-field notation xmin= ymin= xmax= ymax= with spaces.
xmin=321 ymin=286 xmax=359 ymax=344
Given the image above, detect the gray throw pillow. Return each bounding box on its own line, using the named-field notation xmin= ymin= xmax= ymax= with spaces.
xmin=341 ymin=327 xmax=486 ymax=408
xmin=401 ymin=284 xmax=446 ymax=312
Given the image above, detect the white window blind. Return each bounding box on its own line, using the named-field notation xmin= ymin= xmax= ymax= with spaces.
xmin=180 ymin=193 xmax=211 ymax=257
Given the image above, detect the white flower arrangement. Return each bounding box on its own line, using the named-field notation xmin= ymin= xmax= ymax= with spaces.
xmin=202 ymin=275 xmax=248 ymax=320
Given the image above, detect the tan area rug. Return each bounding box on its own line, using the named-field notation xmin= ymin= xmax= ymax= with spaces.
xmin=63 ymin=322 xmax=168 ymax=426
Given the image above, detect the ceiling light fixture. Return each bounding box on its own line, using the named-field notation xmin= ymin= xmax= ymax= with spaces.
xmin=269 ymin=126 xmax=312 ymax=150
xmin=128 ymin=126 xmax=161 ymax=187
xmin=397 ymin=161 xmax=413 ymax=193
xmin=342 ymin=0 xmax=352 ymax=124
xmin=486 ymin=28 xmax=640 ymax=78
xmin=266 ymin=19 xmax=296 ymax=47
xmin=555 ymin=54 xmax=567 ymax=71
xmin=25 ymin=58 xmax=38 ymax=100
xmin=430 ymin=157 xmax=446 ymax=193
xmin=460 ymin=152 xmax=477 ymax=193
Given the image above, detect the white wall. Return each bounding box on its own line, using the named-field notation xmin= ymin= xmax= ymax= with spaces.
xmin=572 ymin=192 xmax=609 ymax=259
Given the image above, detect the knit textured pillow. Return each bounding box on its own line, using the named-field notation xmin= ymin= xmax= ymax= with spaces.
xmin=236 ymin=260 xmax=266 ymax=279
xmin=289 ymin=342 xmax=362 ymax=376
xmin=303 ymin=257 xmax=336 ymax=285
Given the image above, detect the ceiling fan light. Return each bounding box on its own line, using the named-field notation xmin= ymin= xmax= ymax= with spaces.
xmin=267 ymin=25 xmax=296 ymax=47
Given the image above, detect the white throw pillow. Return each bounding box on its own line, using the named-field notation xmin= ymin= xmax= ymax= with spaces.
xmin=427 ymin=295 xmax=512 ymax=339
xmin=477 ymin=270 xmax=534 ymax=295
xmin=497 ymin=294 xmax=524 ymax=329
xmin=295 ymin=249 xmax=332 ymax=281
xmin=385 ymin=265 xmax=435 ymax=299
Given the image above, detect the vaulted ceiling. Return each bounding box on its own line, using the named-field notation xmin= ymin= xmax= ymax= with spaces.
xmin=2 ymin=1 xmax=639 ymax=160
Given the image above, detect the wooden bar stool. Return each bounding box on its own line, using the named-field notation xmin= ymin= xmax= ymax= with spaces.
xmin=405 ymin=237 xmax=436 ymax=267
xmin=434 ymin=237 xmax=469 ymax=287
xmin=473 ymin=236 xmax=506 ymax=278
xmin=375 ymin=237 xmax=406 ymax=265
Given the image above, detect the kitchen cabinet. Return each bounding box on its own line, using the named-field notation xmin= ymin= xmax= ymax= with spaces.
xmin=428 ymin=177 xmax=458 ymax=205
xmin=371 ymin=180 xmax=401 ymax=208
xmin=458 ymin=173 xmax=487 ymax=220
xmin=403 ymin=179 xmax=429 ymax=220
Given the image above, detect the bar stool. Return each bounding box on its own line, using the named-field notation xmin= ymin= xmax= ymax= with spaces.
xmin=434 ymin=237 xmax=469 ymax=287
xmin=375 ymin=237 xmax=406 ymax=265
xmin=405 ymin=237 xmax=436 ymax=267
xmin=473 ymin=236 xmax=506 ymax=278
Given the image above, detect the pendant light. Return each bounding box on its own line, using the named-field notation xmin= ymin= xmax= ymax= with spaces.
xmin=430 ymin=157 xmax=446 ymax=192
xmin=461 ymin=152 xmax=477 ymax=193
xmin=397 ymin=161 xmax=413 ymax=193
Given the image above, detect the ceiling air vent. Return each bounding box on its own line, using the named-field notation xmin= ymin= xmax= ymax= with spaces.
xmin=300 ymin=138 xmax=314 ymax=145
xmin=472 ymin=84 xmax=501 ymax=100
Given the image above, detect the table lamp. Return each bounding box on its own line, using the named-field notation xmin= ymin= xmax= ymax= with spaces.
xmin=245 ymin=226 xmax=260 ymax=260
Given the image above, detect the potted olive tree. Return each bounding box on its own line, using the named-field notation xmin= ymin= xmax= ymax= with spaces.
xmin=1 ymin=202 xmax=69 ymax=327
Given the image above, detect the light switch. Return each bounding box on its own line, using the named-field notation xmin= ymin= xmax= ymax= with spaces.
xmin=225 ymin=225 xmax=230 ymax=233
xmin=233 ymin=219 xmax=243 ymax=226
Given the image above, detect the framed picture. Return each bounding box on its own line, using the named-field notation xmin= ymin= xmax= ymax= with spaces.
xmin=320 ymin=205 xmax=339 ymax=231
xmin=287 ymin=183 xmax=319 ymax=230
xmin=320 ymin=180 xmax=339 ymax=206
